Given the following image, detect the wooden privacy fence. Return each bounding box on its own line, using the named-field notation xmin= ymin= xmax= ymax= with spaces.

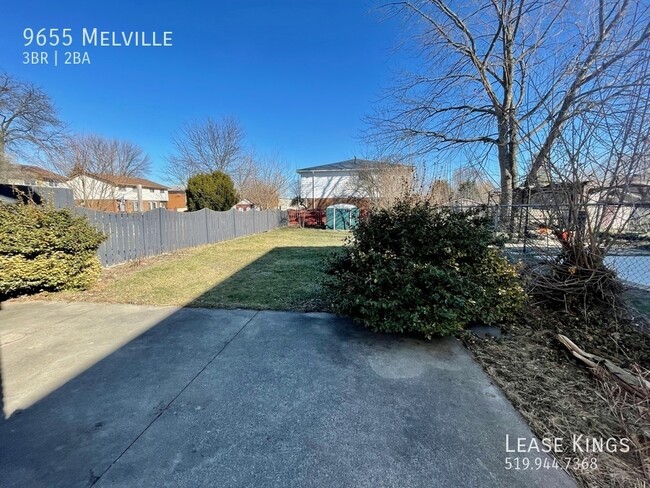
xmin=75 ymin=207 xmax=289 ymax=266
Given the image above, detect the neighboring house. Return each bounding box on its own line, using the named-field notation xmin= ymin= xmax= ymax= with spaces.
xmin=512 ymin=175 xmax=650 ymax=233
xmin=168 ymin=186 xmax=188 ymax=212
xmin=0 ymin=163 xmax=74 ymax=207
xmin=1 ymin=163 xmax=67 ymax=187
xmin=278 ymin=197 xmax=293 ymax=210
xmin=233 ymin=199 xmax=256 ymax=211
xmin=587 ymin=178 xmax=650 ymax=233
xmin=297 ymin=158 xmax=413 ymax=209
xmin=66 ymin=173 xmax=169 ymax=212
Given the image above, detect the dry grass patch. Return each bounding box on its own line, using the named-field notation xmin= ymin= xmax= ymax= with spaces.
xmin=29 ymin=227 xmax=346 ymax=311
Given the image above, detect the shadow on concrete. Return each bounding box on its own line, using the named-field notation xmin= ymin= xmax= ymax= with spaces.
xmin=0 ymin=244 xmax=338 ymax=486
xmin=0 ymin=246 xmax=575 ymax=488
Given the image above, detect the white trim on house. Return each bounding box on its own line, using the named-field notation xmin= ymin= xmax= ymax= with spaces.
xmin=66 ymin=174 xmax=169 ymax=209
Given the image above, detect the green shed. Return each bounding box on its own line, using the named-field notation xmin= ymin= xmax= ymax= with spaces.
xmin=326 ymin=204 xmax=359 ymax=230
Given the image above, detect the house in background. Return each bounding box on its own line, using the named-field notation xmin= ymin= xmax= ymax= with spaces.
xmin=66 ymin=173 xmax=169 ymax=212
xmin=233 ymin=199 xmax=256 ymax=211
xmin=278 ymin=197 xmax=293 ymax=210
xmin=167 ymin=186 xmax=188 ymax=212
xmin=297 ymin=158 xmax=413 ymax=209
xmin=586 ymin=173 xmax=650 ymax=233
xmin=1 ymin=163 xmax=67 ymax=187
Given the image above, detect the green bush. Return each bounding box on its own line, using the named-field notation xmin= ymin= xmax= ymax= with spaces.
xmin=324 ymin=199 xmax=525 ymax=338
xmin=186 ymin=170 xmax=238 ymax=211
xmin=0 ymin=203 xmax=106 ymax=299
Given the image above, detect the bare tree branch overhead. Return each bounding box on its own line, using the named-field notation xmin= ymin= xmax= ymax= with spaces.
xmin=164 ymin=116 xmax=245 ymax=185
xmin=368 ymin=0 xmax=650 ymax=226
xmin=0 ymin=72 xmax=66 ymax=165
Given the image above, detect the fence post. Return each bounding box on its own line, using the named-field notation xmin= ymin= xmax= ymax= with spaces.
xmin=141 ymin=213 xmax=147 ymax=256
xmin=158 ymin=208 xmax=164 ymax=254
xmin=205 ymin=210 xmax=210 ymax=243
xmin=233 ymin=210 xmax=237 ymax=237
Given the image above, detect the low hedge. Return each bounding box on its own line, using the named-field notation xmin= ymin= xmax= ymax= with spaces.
xmin=324 ymin=199 xmax=526 ymax=338
xmin=0 ymin=203 xmax=106 ymax=299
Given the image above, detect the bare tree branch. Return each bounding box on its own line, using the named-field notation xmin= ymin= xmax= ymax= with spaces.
xmin=50 ymin=134 xmax=151 ymax=209
xmin=164 ymin=116 xmax=244 ymax=185
xmin=0 ymin=72 xmax=66 ymax=165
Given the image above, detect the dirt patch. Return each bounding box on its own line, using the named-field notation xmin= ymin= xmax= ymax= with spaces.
xmin=463 ymin=303 xmax=649 ymax=487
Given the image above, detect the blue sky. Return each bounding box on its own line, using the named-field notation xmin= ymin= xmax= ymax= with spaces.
xmin=0 ymin=0 xmax=407 ymax=183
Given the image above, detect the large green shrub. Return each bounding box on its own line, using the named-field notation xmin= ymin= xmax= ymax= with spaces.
xmin=324 ymin=199 xmax=525 ymax=338
xmin=186 ymin=170 xmax=238 ymax=211
xmin=0 ymin=203 xmax=106 ymax=299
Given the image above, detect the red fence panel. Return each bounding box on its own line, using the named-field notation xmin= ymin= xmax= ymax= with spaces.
xmin=288 ymin=209 xmax=326 ymax=227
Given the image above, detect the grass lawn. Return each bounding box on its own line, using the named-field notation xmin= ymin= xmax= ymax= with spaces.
xmin=43 ymin=227 xmax=347 ymax=311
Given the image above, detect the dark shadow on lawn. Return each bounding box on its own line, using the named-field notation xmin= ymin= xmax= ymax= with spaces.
xmin=185 ymin=246 xmax=342 ymax=311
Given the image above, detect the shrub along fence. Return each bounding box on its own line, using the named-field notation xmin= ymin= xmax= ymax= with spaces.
xmin=75 ymin=207 xmax=288 ymax=266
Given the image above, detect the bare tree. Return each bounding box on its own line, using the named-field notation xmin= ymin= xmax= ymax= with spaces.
xmin=235 ymin=154 xmax=290 ymax=209
xmin=369 ymin=0 xmax=650 ymax=225
xmin=428 ymin=178 xmax=454 ymax=205
xmin=165 ymin=116 xmax=244 ymax=184
xmin=452 ymin=166 xmax=494 ymax=203
xmin=352 ymin=160 xmax=415 ymax=208
xmin=52 ymin=134 xmax=151 ymax=209
xmin=0 ymin=72 xmax=65 ymax=167
xmin=519 ymin=61 xmax=650 ymax=305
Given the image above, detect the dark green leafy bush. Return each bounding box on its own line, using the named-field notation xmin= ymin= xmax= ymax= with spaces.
xmin=0 ymin=203 xmax=106 ymax=299
xmin=324 ymin=199 xmax=525 ymax=338
xmin=186 ymin=170 xmax=238 ymax=211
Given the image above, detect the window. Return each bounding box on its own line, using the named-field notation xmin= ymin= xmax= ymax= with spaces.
xmin=133 ymin=201 xmax=139 ymax=212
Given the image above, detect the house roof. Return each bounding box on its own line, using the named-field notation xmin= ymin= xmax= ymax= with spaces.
xmin=589 ymin=183 xmax=650 ymax=204
xmin=89 ymin=173 xmax=168 ymax=190
xmin=3 ymin=163 xmax=65 ymax=182
xmin=297 ymin=159 xmax=403 ymax=173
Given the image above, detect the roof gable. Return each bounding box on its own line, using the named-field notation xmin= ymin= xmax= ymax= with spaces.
xmin=80 ymin=173 xmax=168 ymax=190
xmin=296 ymin=159 xmax=403 ymax=173
xmin=4 ymin=164 xmax=65 ymax=182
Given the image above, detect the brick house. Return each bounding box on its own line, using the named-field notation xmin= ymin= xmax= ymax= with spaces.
xmin=167 ymin=186 xmax=188 ymax=212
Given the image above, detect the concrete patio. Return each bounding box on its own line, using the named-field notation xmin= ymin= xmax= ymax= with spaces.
xmin=0 ymin=301 xmax=574 ymax=487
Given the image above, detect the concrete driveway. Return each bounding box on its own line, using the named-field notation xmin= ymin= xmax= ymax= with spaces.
xmin=0 ymin=301 xmax=574 ymax=487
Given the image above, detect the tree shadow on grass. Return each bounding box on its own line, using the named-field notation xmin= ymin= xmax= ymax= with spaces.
xmin=186 ymin=246 xmax=342 ymax=312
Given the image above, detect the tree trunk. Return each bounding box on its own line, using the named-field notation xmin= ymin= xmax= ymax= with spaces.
xmin=498 ymin=16 xmax=518 ymax=234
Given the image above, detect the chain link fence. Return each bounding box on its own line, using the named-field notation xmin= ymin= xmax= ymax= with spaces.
xmin=455 ymin=202 xmax=650 ymax=289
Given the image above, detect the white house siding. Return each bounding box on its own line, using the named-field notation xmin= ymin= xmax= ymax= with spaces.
xmin=131 ymin=187 xmax=168 ymax=203
xmin=66 ymin=175 xmax=169 ymax=208
xmin=65 ymin=175 xmax=116 ymax=200
xmin=6 ymin=177 xmax=66 ymax=188
xmin=299 ymin=171 xmax=367 ymax=200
